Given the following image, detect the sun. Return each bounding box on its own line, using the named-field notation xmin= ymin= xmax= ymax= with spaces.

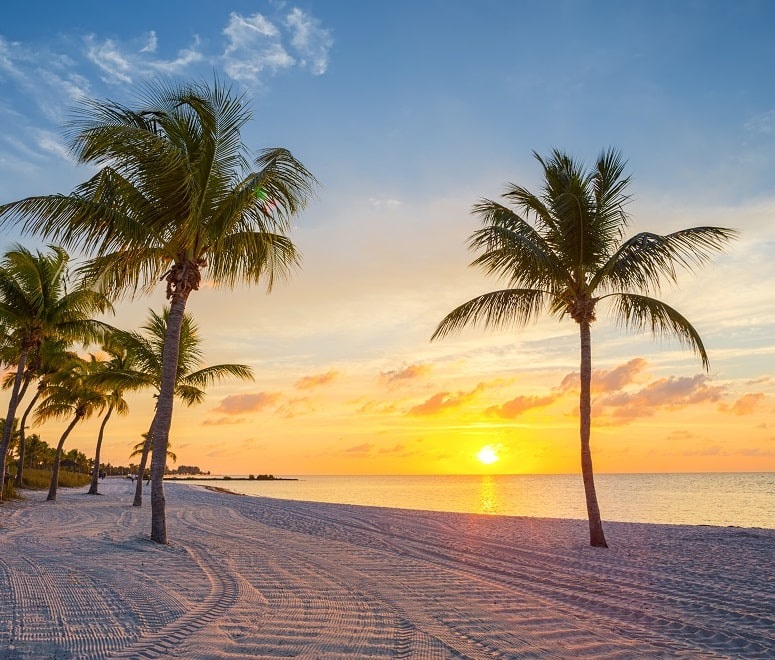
xmin=476 ymin=445 xmax=499 ymax=465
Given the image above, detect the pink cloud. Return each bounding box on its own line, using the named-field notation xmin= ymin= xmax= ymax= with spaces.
xmin=295 ymin=369 xmax=339 ymax=389
xmin=560 ymin=358 xmax=647 ymax=394
xmin=408 ymin=388 xmax=478 ymax=416
xmin=213 ymin=392 xmax=281 ymax=414
xmin=719 ymin=392 xmax=766 ymax=416
xmin=487 ymin=394 xmax=560 ymax=418
xmin=598 ymin=375 xmax=725 ymax=421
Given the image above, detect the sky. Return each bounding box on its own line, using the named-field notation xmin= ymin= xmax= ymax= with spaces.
xmin=1 ymin=0 xmax=774 ymax=476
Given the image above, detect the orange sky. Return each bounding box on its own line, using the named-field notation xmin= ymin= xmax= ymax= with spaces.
xmin=8 ymin=198 xmax=772 ymax=477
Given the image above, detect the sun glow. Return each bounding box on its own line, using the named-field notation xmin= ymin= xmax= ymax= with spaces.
xmin=476 ymin=445 xmax=499 ymax=465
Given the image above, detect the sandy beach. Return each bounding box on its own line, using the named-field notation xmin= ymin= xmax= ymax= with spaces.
xmin=0 ymin=480 xmax=773 ymax=659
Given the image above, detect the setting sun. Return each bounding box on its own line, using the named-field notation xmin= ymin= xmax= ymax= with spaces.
xmin=476 ymin=445 xmax=499 ymax=465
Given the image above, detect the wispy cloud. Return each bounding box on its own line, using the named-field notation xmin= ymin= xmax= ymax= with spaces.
xmin=597 ymin=374 xmax=725 ymax=421
xmin=84 ymin=33 xmax=204 ymax=85
xmin=719 ymin=392 xmax=767 ymax=416
xmin=408 ymin=383 xmax=485 ymax=416
xmin=213 ymin=392 xmax=281 ymax=414
xmin=380 ymin=363 xmax=431 ymax=384
xmin=295 ymin=369 xmax=338 ymax=389
xmin=487 ymin=393 xmax=560 ymax=418
xmin=285 ymin=8 xmax=333 ymax=75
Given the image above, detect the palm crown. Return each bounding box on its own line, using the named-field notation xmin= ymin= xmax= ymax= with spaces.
xmin=433 ymin=149 xmax=736 ymax=368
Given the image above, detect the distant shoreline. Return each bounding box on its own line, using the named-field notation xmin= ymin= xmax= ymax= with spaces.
xmin=165 ymin=475 xmax=298 ymax=482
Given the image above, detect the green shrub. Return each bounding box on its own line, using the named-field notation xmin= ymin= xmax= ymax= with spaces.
xmin=21 ymin=468 xmax=91 ymax=490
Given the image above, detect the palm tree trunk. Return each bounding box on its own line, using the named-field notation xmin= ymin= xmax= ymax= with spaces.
xmin=88 ymin=405 xmax=113 ymax=495
xmin=47 ymin=415 xmax=81 ymax=502
xmin=14 ymin=386 xmax=41 ymax=488
xmin=150 ymin=293 xmax=190 ymax=543
xmin=133 ymin=425 xmax=153 ymax=507
xmin=579 ymin=321 xmax=608 ymax=548
xmin=0 ymin=350 xmax=29 ymax=502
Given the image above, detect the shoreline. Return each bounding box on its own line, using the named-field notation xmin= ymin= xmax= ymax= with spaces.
xmin=1 ymin=479 xmax=773 ymax=658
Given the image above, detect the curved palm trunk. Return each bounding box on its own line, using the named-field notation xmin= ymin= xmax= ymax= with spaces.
xmin=133 ymin=425 xmax=154 ymax=507
xmin=0 ymin=350 xmax=29 ymax=502
xmin=88 ymin=405 xmax=113 ymax=495
xmin=579 ymin=321 xmax=608 ymax=548
xmin=15 ymin=386 xmax=41 ymax=488
xmin=150 ymin=293 xmax=190 ymax=543
xmin=47 ymin=415 xmax=82 ymax=502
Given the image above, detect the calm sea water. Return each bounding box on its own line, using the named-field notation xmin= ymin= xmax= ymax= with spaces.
xmin=207 ymin=473 xmax=774 ymax=529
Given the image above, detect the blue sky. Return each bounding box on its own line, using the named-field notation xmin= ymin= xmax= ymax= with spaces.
xmin=1 ymin=1 xmax=774 ymax=474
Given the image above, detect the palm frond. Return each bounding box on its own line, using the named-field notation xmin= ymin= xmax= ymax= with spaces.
xmin=431 ymin=289 xmax=549 ymax=341
xmin=594 ymin=226 xmax=739 ymax=294
xmin=605 ymin=293 xmax=710 ymax=370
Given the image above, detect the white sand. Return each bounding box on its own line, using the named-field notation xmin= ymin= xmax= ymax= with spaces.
xmin=0 ymin=479 xmax=773 ymax=659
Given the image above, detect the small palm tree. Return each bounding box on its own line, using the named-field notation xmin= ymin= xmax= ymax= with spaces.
xmin=33 ymin=355 xmax=107 ymax=501
xmin=92 ymin=306 xmax=253 ymax=506
xmin=0 ymin=79 xmax=315 ymax=542
xmin=432 ymin=149 xmax=736 ymax=547
xmin=85 ymin=338 xmax=130 ymax=495
xmin=0 ymin=245 xmax=111 ymax=500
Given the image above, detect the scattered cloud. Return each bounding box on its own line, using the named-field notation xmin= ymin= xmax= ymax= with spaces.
xmin=295 ymin=369 xmax=339 ymax=389
xmin=213 ymin=392 xmax=281 ymax=414
xmin=560 ymin=358 xmax=648 ymax=394
xmin=285 ymin=8 xmax=333 ymax=75
xmin=84 ymin=33 xmax=204 ymax=85
xmin=368 ymin=196 xmax=402 ymax=210
xmin=380 ymin=363 xmax=431 ymax=384
xmin=222 ymin=8 xmax=332 ymax=83
xmin=407 ymin=384 xmax=484 ymax=416
xmin=719 ymin=392 xmax=766 ymax=416
xmin=340 ymin=442 xmax=374 ymax=456
xmin=202 ymin=416 xmax=246 ymax=426
xmin=357 ymin=400 xmax=399 ymax=415
xmin=598 ymin=374 xmax=725 ymax=421
xmin=275 ymin=396 xmax=315 ymax=418
xmin=745 ymin=110 xmax=775 ymax=136
xmin=487 ymin=393 xmax=560 ymax=418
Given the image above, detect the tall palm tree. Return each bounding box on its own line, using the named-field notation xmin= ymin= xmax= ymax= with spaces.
xmin=0 ymin=79 xmax=315 ymax=542
xmin=33 ymin=355 xmax=106 ymax=501
xmin=85 ymin=338 xmax=130 ymax=495
xmin=94 ymin=306 xmax=253 ymax=506
xmin=432 ymin=149 xmax=736 ymax=547
xmin=0 ymin=245 xmax=111 ymax=501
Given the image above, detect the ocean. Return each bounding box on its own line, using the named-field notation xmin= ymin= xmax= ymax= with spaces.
xmin=203 ymin=472 xmax=774 ymax=529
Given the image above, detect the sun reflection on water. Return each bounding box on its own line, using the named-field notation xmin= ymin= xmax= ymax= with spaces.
xmin=478 ymin=475 xmax=500 ymax=514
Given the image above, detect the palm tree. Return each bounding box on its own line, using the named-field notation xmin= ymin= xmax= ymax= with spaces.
xmin=94 ymin=306 xmax=252 ymax=506
xmin=33 ymin=355 xmax=107 ymax=501
xmin=0 ymin=79 xmax=315 ymax=542
xmin=432 ymin=149 xmax=736 ymax=547
xmin=3 ymin=338 xmax=76 ymax=488
xmin=130 ymin=433 xmax=177 ymax=470
xmin=0 ymin=245 xmax=111 ymax=501
xmin=85 ymin=338 xmax=130 ymax=495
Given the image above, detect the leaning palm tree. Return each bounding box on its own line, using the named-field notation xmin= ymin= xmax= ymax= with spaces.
xmin=0 ymin=79 xmax=315 ymax=542
xmin=0 ymin=245 xmax=111 ymax=501
xmin=33 ymin=355 xmax=106 ymax=501
xmin=94 ymin=307 xmax=252 ymax=506
xmin=432 ymin=149 xmax=736 ymax=547
xmin=7 ymin=339 xmax=76 ymax=488
xmin=85 ymin=339 xmax=130 ymax=495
